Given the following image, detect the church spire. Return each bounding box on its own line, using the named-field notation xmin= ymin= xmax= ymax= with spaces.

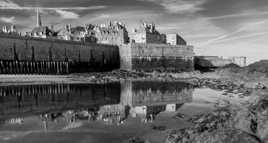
xmin=36 ymin=8 xmax=42 ymax=27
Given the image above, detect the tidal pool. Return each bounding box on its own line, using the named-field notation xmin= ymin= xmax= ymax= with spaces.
xmin=0 ymin=81 xmax=245 ymax=143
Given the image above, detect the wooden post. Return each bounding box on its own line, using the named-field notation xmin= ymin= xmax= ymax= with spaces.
xmin=49 ymin=61 xmax=52 ymax=74
xmin=34 ymin=61 xmax=37 ymax=74
xmin=0 ymin=60 xmax=3 ymax=74
xmin=58 ymin=62 xmax=61 ymax=74
xmin=42 ymin=61 xmax=45 ymax=74
xmin=33 ymin=62 xmax=36 ymax=74
xmin=18 ymin=61 xmax=21 ymax=74
xmin=28 ymin=62 xmax=31 ymax=74
xmin=25 ymin=61 xmax=28 ymax=74
xmin=42 ymin=61 xmax=44 ymax=74
xmin=22 ymin=61 xmax=25 ymax=74
xmin=8 ymin=61 xmax=12 ymax=74
xmin=13 ymin=61 xmax=16 ymax=74
xmin=1 ymin=61 xmax=4 ymax=74
xmin=15 ymin=61 xmax=18 ymax=74
xmin=53 ymin=61 xmax=56 ymax=74
xmin=56 ymin=62 xmax=59 ymax=74
xmin=19 ymin=61 xmax=23 ymax=74
xmin=66 ymin=62 xmax=69 ymax=74
xmin=36 ymin=61 xmax=40 ymax=74
xmin=46 ymin=61 xmax=49 ymax=74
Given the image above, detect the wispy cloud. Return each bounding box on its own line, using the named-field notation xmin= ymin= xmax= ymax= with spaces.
xmin=0 ymin=16 xmax=15 ymax=23
xmin=216 ymin=31 xmax=268 ymax=43
xmin=0 ymin=0 xmax=106 ymax=19
xmin=0 ymin=0 xmax=106 ymax=10
xmin=198 ymin=19 xmax=268 ymax=46
xmin=206 ymin=10 xmax=268 ymax=20
xmin=55 ymin=10 xmax=79 ymax=19
xmin=160 ymin=0 xmax=205 ymax=14
xmin=138 ymin=0 xmax=205 ymax=14
xmin=0 ymin=0 xmax=19 ymax=9
xmin=78 ymin=10 xmax=162 ymax=30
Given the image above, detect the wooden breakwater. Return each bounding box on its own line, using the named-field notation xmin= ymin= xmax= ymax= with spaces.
xmin=0 ymin=60 xmax=69 ymax=74
xmin=0 ymin=33 xmax=120 ymax=74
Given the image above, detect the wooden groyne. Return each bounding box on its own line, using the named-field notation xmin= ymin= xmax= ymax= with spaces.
xmin=0 ymin=60 xmax=69 ymax=74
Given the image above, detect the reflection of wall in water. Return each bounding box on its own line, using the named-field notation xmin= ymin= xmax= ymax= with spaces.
xmin=0 ymin=83 xmax=121 ymax=118
xmin=119 ymin=81 xmax=193 ymax=119
xmin=95 ymin=81 xmax=193 ymax=123
xmin=120 ymin=81 xmax=193 ymax=106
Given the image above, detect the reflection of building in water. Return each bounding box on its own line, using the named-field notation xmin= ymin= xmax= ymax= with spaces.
xmin=97 ymin=104 xmax=130 ymax=125
xmin=0 ymin=83 xmax=120 ymax=120
xmin=120 ymin=81 xmax=193 ymax=106
xmin=96 ymin=81 xmax=193 ymax=124
xmin=0 ymin=81 xmax=193 ymax=127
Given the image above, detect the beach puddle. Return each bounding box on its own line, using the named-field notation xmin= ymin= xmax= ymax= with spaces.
xmin=0 ymin=81 xmax=244 ymax=143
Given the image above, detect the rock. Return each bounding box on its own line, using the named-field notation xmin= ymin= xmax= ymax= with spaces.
xmin=151 ymin=125 xmax=166 ymax=131
xmin=255 ymin=83 xmax=266 ymax=89
xmin=250 ymin=94 xmax=268 ymax=142
xmin=166 ymin=108 xmax=263 ymax=143
xmin=128 ymin=137 xmax=150 ymax=143
xmin=166 ymin=128 xmax=261 ymax=143
xmin=173 ymin=113 xmax=186 ymax=119
xmin=191 ymin=129 xmax=261 ymax=143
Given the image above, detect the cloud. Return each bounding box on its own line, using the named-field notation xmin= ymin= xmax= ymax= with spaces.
xmin=0 ymin=0 xmax=106 ymax=20
xmin=0 ymin=0 xmax=106 ymax=10
xmin=198 ymin=19 xmax=268 ymax=46
xmin=77 ymin=10 xmax=162 ymax=30
xmin=160 ymin=0 xmax=205 ymax=14
xmin=55 ymin=10 xmax=79 ymax=19
xmin=0 ymin=16 xmax=15 ymax=23
xmin=138 ymin=0 xmax=205 ymax=14
xmin=0 ymin=0 xmax=20 ymax=9
xmin=206 ymin=10 xmax=268 ymax=20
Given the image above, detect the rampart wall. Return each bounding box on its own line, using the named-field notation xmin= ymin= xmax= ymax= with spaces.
xmin=0 ymin=33 xmax=120 ymax=73
xmin=120 ymin=43 xmax=194 ymax=72
xmin=194 ymin=56 xmax=233 ymax=69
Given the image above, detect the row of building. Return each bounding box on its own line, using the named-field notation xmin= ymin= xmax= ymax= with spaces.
xmin=0 ymin=9 xmax=246 ymax=74
xmin=1 ymin=9 xmax=186 ymax=47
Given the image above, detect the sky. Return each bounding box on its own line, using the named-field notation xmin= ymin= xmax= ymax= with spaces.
xmin=0 ymin=0 xmax=268 ymax=64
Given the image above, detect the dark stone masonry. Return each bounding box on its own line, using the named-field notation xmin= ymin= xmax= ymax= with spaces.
xmin=0 ymin=33 xmax=120 ymax=74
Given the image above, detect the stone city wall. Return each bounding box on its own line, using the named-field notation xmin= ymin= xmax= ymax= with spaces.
xmin=0 ymin=33 xmax=120 ymax=73
xmin=120 ymin=43 xmax=194 ymax=72
xmin=194 ymin=56 xmax=246 ymax=68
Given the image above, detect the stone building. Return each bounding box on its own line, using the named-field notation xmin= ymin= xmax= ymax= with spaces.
xmin=1 ymin=25 xmax=19 ymax=35
xmin=93 ymin=21 xmax=129 ymax=45
xmin=57 ymin=24 xmax=97 ymax=43
xmin=166 ymin=34 xmax=187 ymax=45
xmin=29 ymin=26 xmax=57 ymax=38
xmin=129 ymin=23 xmax=166 ymax=44
xmin=26 ymin=9 xmax=57 ymax=38
xmin=230 ymin=56 xmax=247 ymax=67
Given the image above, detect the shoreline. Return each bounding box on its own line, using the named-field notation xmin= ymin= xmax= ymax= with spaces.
xmin=0 ymin=71 xmax=267 ymax=143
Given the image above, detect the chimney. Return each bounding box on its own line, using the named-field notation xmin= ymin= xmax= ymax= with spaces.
xmin=10 ymin=25 xmax=16 ymax=32
xmin=65 ymin=24 xmax=68 ymax=31
xmin=50 ymin=25 xmax=54 ymax=31
xmin=36 ymin=8 xmax=42 ymax=27
xmin=2 ymin=26 xmax=6 ymax=33
xmin=68 ymin=24 xmax=71 ymax=32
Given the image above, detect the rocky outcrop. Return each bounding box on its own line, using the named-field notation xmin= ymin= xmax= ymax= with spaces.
xmin=165 ymin=108 xmax=262 ymax=143
xmin=250 ymin=92 xmax=268 ymax=142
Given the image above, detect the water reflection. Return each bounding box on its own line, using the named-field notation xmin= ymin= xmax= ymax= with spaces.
xmin=0 ymin=81 xmax=193 ymax=131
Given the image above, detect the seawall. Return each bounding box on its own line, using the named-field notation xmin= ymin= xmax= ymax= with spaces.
xmin=120 ymin=43 xmax=195 ymax=72
xmin=0 ymin=33 xmax=120 ymax=74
